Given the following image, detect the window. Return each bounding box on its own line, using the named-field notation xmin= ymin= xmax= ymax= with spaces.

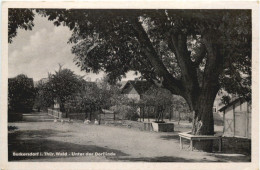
xmin=213 ymin=107 xmax=217 ymax=113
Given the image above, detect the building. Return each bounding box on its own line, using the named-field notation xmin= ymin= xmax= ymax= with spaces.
xmin=121 ymin=80 xmax=152 ymax=101
xmin=219 ymin=98 xmax=251 ymax=139
xmin=213 ymin=93 xmax=225 ymax=125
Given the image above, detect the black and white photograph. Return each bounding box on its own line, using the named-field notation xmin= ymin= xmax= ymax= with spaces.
xmin=1 ymin=1 xmax=259 ymax=169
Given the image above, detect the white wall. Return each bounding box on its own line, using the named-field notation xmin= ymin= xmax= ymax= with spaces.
xmin=223 ymin=106 xmax=234 ymax=137
xmin=126 ymin=88 xmax=140 ymax=101
xmin=223 ymin=101 xmax=251 ymax=138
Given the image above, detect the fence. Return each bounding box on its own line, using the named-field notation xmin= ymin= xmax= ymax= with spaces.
xmin=67 ymin=112 xmax=85 ymax=121
xmin=99 ymin=109 xmax=117 ymax=123
xmin=47 ymin=108 xmax=119 ymax=122
xmin=47 ymin=108 xmax=65 ymax=119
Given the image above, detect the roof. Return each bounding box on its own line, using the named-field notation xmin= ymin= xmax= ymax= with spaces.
xmin=121 ymin=80 xmax=152 ymax=95
xmin=218 ymin=97 xmax=246 ymax=112
xmin=119 ymin=81 xmax=127 ymax=89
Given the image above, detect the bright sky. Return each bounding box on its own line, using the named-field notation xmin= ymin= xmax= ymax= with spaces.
xmin=8 ymin=13 xmax=139 ymax=82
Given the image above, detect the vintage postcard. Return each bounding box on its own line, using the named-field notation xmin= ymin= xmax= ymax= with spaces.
xmin=1 ymin=1 xmax=259 ymax=170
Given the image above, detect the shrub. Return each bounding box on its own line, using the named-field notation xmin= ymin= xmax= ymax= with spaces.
xmin=110 ymin=105 xmax=139 ymax=121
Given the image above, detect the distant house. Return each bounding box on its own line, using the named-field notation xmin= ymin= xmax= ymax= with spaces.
xmin=219 ymin=98 xmax=251 ymax=139
xmin=121 ymin=80 xmax=152 ymax=101
xmin=121 ymin=80 xmax=165 ymax=120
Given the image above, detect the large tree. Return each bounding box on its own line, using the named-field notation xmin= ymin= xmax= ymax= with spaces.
xmin=8 ymin=9 xmax=251 ymax=151
xmin=8 ymin=74 xmax=35 ymax=112
xmin=34 ymin=79 xmax=55 ymax=111
xmin=44 ymin=66 xmax=85 ymax=112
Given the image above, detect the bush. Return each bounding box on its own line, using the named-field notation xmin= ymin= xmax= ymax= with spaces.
xmin=125 ymin=111 xmax=139 ymax=121
xmin=110 ymin=105 xmax=139 ymax=121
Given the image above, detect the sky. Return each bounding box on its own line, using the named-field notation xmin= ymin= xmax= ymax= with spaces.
xmin=8 ymin=13 xmax=139 ymax=82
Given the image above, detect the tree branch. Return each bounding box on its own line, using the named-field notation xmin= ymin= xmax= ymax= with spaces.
xmin=168 ymin=34 xmax=195 ymax=78
xmin=193 ymin=44 xmax=206 ymax=66
xmin=201 ymin=32 xmax=224 ymax=91
xmin=168 ymin=34 xmax=200 ymax=98
xmin=129 ymin=17 xmax=184 ymax=95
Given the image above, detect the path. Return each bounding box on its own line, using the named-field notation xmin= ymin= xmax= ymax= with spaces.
xmin=8 ymin=111 xmax=250 ymax=162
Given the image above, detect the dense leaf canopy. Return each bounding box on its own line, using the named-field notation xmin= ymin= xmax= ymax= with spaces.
xmin=8 ymin=8 xmax=251 ymax=109
xmin=8 ymin=74 xmax=35 ymax=112
xmin=35 ymin=9 xmax=251 ymax=101
xmin=8 ymin=9 xmax=34 ymax=43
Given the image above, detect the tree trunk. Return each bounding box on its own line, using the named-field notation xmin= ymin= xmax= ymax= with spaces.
xmin=169 ymin=106 xmax=172 ymax=121
xmin=89 ymin=111 xmax=92 ymax=121
xmin=59 ymin=102 xmax=66 ymax=117
xmin=148 ymin=107 xmax=150 ymax=122
xmin=142 ymin=106 xmax=145 ymax=122
xmin=190 ymin=86 xmax=218 ymax=152
xmin=178 ymin=111 xmax=180 ymax=124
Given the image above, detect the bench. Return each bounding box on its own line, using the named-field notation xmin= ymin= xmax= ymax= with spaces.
xmin=178 ymin=131 xmax=222 ymax=151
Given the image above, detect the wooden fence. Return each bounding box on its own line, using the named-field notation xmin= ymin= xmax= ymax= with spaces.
xmin=100 ymin=109 xmax=116 ymax=121
xmin=47 ymin=109 xmax=65 ymax=119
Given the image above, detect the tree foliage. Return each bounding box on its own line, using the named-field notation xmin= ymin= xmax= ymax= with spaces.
xmin=34 ymin=79 xmax=54 ymax=111
xmin=47 ymin=66 xmax=84 ymax=112
xmin=140 ymin=86 xmax=172 ymax=106
xmin=35 ymin=9 xmax=251 ymax=101
xmin=64 ymin=75 xmax=127 ymax=113
xmin=8 ymin=9 xmax=34 ymax=43
xmin=64 ymin=81 xmax=100 ymax=113
xmin=8 ymin=9 xmax=251 ymax=102
xmin=8 ymin=74 xmax=35 ymax=112
xmin=34 ymin=66 xmax=85 ymax=112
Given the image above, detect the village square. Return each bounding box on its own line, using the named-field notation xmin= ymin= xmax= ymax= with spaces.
xmin=6 ymin=8 xmax=252 ymax=163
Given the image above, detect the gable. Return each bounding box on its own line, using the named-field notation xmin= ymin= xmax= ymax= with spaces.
xmin=128 ymin=87 xmax=139 ymax=94
xmin=121 ymin=80 xmax=153 ymax=95
xmin=121 ymin=82 xmax=135 ymax=94
xmin=131 ymin=81 xmax=152 ymax=94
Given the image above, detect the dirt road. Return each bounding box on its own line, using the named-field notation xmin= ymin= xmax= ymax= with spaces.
xmin=8 ymin=112 xmax=250 ymax=162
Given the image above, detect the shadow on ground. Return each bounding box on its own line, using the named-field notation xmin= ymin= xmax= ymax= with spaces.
xmin=8 ymin=127 xmax=251 ymax=162
xmin=9 ymin=129 xmax=73 ymax=139
xmin=109 ymin=156 xmax=212 ymax=162
xmin=211 ymin=154 xmax=251 ymax=162
xmin=8 ymin=129 xmax=128 ymax=161
xmin=160 ymin=132 xmax=190 ymax=145
xmin=160 ymin=132 xmax=251 ymax=162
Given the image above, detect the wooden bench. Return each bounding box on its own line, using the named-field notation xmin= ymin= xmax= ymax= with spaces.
xmin=178 ymin=131 xmax=222 ymax=151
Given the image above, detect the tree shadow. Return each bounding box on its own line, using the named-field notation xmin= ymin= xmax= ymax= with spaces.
xmin=160 ymin=133 xmax=251 ymax=162
xmin=9 ymin=129 xmax=73 ymax=139
xmin=109 ymin=156 xmax=214 ymax=162
xmin=8 ymin=129 xmax=251 ymax=162
xmin=212 ymin=154 xmax=250 ymax=162
xmin=160 ymin=134 xmax=179 ymax=140
xmin=8 ymin=129 xmax=128 ymax=161
xmin=160 ymin=132 xmax=190 ymax=145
